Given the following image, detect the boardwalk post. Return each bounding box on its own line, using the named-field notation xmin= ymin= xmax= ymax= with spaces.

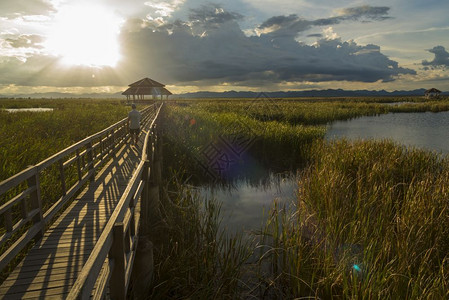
xmin=59 ymin=160 xmax=67 ymax=196
xmin=27 ymin=168 xmax=44 ymax=239
xmin=141 ymin=160 xmax=151 ymax=235
xmin=0 ymin=103 xmax=163 ymax=299
xmin=110 ymin=222 xmax=126 ymax=299
xmin=76 ymin=149 xmax=82 ymax=181
xmin=86 ymin=141 xmax=95 ymax=182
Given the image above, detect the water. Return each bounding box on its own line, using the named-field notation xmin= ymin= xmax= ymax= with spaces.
xmin=4 ymin=108 xmax=54 ymax=113
xmin=326 ymin=111 xmax=449 ymax=155
xmin=201 ymin=111 xmax=449 ymax=233
xmin=199 ymin=173 xmax=298 ymax=234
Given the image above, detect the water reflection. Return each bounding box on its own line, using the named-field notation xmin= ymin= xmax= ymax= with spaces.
xmin=199 ymin=172 xmax=298 ymax=234
xmin=4 ymin=108 xmax=54 ymax=113
xmin=326 ymin=111 xmax=449 ymax=155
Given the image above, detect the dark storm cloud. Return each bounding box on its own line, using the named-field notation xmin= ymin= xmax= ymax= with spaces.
xmin=339 ymin=6 xmax=391 ymax=21
xmin=0 ymin=4 xmax=414 ymax=88
xmin=0 ymin=0 xmax=55 ymax=17
xmin=258 ymin=14 xmax=302 ymax=30
xmin=259 ymin=5 xmax=391 ymax=33
xmin=422 ymin=46 xmax=449 ymax=69
xmin=117 ymin=4 xmax=414 ymax=87
xmin=189 ymin=3 xmax=243 ymax=26
xmin=5 ymin=35 xmax=44 ymax=49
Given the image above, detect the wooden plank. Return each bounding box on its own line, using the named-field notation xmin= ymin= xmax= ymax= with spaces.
xmin=0 ymin=223 xmax=44 ymax=271
xmin=0 ymin=104 xmax=160 ymax=300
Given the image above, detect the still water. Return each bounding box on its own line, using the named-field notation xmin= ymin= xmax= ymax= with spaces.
xmin=4 ymin=108 xmax=54 ymax=113
xmin=200 ymin=111 xmax=449 ymax=233
xmin=199 ymin=173 xmax=298 ymax=234
xmin=326 ymin=111 xmax=449 ymax=155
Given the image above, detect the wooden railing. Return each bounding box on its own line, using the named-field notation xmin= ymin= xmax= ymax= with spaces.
xmin=0 ymin=103 xmax=158 ymax=275
xmin=66 ymin=103 xmax=164 ymax=299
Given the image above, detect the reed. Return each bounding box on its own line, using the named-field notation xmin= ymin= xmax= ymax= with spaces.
xmin=258 ymin=139 xmax=449 ymax=298
xmin=147 ymin=172 xmax=253 ymax=299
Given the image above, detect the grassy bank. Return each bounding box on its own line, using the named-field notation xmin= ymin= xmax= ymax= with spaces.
xmin=162 ymin=104 xmax=325 ymax=181
xmin=159 ymin=98 xmax=449 ymax=298
xmin=259 ymin=140 xmax=449 ymax=298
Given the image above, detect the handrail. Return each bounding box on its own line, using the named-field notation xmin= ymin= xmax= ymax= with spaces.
xmin=67 ymin=102 xmax=164 ymax=299
xmin=0 ymin=104 xmax=156 ymax=273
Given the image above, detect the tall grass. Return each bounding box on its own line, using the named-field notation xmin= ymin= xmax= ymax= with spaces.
xmin=147 ymin=172 xmax=252 ymax=299
xmin=0 ymin=99 xmax=129 ymax=181
xmin=258 ymin=139 xmax=449 ymax=298
xmin=162 ymin=105 xmax=325 ymax=181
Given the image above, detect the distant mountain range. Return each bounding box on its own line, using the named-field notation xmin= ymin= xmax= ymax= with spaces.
xmin=176 ymin=89 xmax=449 ymax=98
xmin=1 ymin=88 xmax=447 ymax=99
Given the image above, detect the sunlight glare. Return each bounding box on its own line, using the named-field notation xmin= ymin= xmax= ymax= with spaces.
xmin=45 ymin=4 xmax=122 ymax=67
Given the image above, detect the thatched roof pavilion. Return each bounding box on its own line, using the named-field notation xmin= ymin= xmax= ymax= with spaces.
xmin=122 ymin=77 xmax=172 ymax=101
xmin=425 ymin=88 xmax=442 ymax=99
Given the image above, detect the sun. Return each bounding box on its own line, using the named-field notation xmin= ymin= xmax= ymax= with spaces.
xmin=45 ymin=4 xmax=123 ymax=67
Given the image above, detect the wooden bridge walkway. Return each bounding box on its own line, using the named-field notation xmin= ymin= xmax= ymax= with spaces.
xmin=0 ymin=103 xmax=164 ymax=299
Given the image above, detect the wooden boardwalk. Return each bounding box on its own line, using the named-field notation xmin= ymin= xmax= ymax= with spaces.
xmin=0 ymin=103 xmax=164 ymax=299
xmin=0 ymin=137 xmax=144 ymax=299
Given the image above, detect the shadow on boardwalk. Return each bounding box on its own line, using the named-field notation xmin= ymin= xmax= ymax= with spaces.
xmin=0 ymin=137 xmax=144 ymax=299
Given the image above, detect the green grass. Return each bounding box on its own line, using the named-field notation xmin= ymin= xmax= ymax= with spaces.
xmin=160 ymin=97 xmax=449 ymax=299
xmin=0 ymin=98 xmax=133 ymax=282
xmin=3 ymin=97 xmax=449 ymax=298
xmin=147 ymin=172 xmax=252 ymax=299
xmin=0 ymin=98 xmax=130 ymax=181
xmin=258 ymin=139 xmax=449 ymax=298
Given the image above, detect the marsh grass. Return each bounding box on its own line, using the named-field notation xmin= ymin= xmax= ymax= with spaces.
xmin=148 ymin=172 xmax=253 ymax=299
xmin=0 ymin=99 xmax=129 ymax=181
xmin=161 ymin=105 xmax=325 ymax=181
xmin=0 ymin=98 xmax=130 ymax=281
xmin=161 ymin=99 xmax=449 ymax=298
xmin=258 ymin=139 xmax=449 ymax=298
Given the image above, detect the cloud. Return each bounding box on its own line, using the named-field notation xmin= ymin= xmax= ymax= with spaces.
xmin=422 ymin=45 xmax=449 ymax=69
xmin=117 ymin=4 xmax=414 ymax=87
xmin=0 ymin=55 xmax=124 ymax=87
xmin=0 ymin=0 xmax=55 ymax=18
xmin=144 ymin=0 xmax=186 ymax=18
xmin=337 ymin=5 xmax=391 ymax=21
xmin=5 ymin=34 xmax=44 ymax=49
xmin=258 ymin=5 xmax=391 ymax=36
xmin=189 ymin=3 xmax=243 ymax=25
xmin=0 ymin=3 xmax=415 ymax=89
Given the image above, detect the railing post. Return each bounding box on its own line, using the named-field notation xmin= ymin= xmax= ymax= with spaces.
xmin=27 ymin=168 xmax=44 ymax=239
xmin=109 ymin=222 xmax=126 ymax=300
xmin=148 ymin=125 xmax=161 ymax=224
xmin=153 ymin=125 xmax=162 ymax=186
xmin=86 ymin=141 xmax=95 ymax=182
xmin=140 ymin=161 xmax=151 ymax=235
xmin=111 ymin=129 xmax=116 ymax=159
xmin=76 ymin=149 xmax=82 ymax=181
xmin=59 ymin=160 xmax=67 ymax=196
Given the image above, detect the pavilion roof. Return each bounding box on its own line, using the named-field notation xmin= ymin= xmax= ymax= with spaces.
xmin=128 ymin=77 xmax=165 ymax=88
xmin=425 ymin=88 xmax=442 ymax=94
xmin=122 ymin=86 xmax=172 ymax=96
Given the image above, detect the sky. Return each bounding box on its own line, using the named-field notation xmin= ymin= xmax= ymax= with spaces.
xmin=0 ymin=0 xmax=448 ymax=95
